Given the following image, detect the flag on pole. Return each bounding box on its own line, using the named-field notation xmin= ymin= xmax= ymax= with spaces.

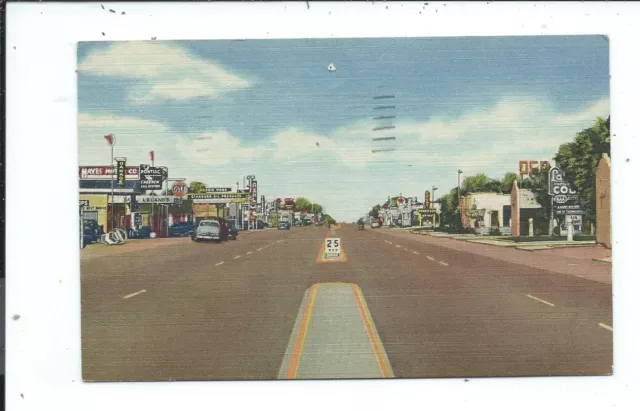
xmin=104 ymin=134 xmax=114 ymax=145
xmin=150 ymin=151 xmax=155 ymax=162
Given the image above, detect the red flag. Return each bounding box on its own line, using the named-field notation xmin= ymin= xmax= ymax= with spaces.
xmin=150 ymin=151 xmax=155 ymax=162
xmin=104 ymin=134 xmax=114 ymax=146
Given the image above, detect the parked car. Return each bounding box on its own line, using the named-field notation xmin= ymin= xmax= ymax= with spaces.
xmin=82 ymin=219 xmax=103 ymax=244
xmin=371 ymin=221 xmax=380 ymax=228
xmin=226 ymin=219 xmax=239 ymax=240
xmin=279 ymin=221 xmax=291 ymax=230
xmin=169 ymin=221 xmax=195 ymax=237
xmin=192 ymin=219 xmax=229 ymax=242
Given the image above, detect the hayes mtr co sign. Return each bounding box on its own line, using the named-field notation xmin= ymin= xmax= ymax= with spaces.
xmin=79 ymin=166 xmax=139 ymax=180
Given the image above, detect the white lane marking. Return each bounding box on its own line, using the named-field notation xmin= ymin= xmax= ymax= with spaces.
xmin=123 ymin=289 xmax=147 ymax=300
xmin=215 ymin=261 xmax=224 ymax=266
xmin=276 ymin=240 xmax=283 ymax=243
xmin=257 ymin=247 xmax=263 ymax=251
xmin=599 ymin=323 xmax=613 ymax=332
xmin=403 ymin=247 xmax=409 ymax=251
xmin=412 ymin=251 xmax=419 ymax=255
xmin=526 ymin=294 xmax=556 ymax=307
xmin=438 ymin=261 xmax=449 ymax=266
xmin=233 ymin=255 xmax=241 ymax=259
xmin=384 ymin=240 xmax=392 ymax=244
xmin=395 ymin=244 xmax=402 ymax=248
xmin=426 ymin=256 xmax=435 ymax=261
xmin=246 ymin=251 xmax=253 ymax=255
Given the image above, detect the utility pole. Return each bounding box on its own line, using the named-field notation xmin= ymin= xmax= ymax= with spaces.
xmin=458 ymin=169 xmax=463 ymax=229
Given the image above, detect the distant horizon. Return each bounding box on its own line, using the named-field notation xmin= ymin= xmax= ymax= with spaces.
xmin=78 ymin=36 xmax=609 ymax=221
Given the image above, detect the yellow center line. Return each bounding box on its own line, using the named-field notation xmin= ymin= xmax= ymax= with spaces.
xmin=285 ymin=284 xmax=320 ymax=379
xmin=350 ymin=284 xmax=392 ymax=378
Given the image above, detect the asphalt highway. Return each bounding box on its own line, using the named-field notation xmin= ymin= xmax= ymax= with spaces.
xmin=81 ymin=225 xmax=612 ymax=381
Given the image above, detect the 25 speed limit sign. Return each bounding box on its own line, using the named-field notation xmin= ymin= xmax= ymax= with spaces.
xmin=324 ymin=237 xmax=341 ymax=258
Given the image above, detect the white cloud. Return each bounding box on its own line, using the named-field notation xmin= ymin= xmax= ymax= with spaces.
xmin=177 ymin=130 xmax=262 ymax=166
xmin=78 ymin=112 xmax=173 ymax=165
xmin=78 ymin=95 xmax=609 ymax=221
xmin=78 ymin=42 xmax=251 ymax=104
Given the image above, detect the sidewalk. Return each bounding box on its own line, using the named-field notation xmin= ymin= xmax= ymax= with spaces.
xmin=374 ymin=229 xmax=612 ymax=285
xmin=81 ymin=237 xmax=190 ymax=260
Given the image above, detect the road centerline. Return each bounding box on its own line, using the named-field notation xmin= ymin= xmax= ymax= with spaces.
xmin=598 ymin=323 xmax=613 ymax=332
xmin=215 ymin=261 xmax=224 ymax=266
xmin=526 ymin=294 xmax=556 ymax=307
xmin=122 ymin=289 xmax=147 ymax=300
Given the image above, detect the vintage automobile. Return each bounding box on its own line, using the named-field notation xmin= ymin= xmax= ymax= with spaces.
xmin=169 ymin=221 xmax=195 ymax=237
xmin=192 ymin=218 xmax=229 ymax=242
xmin=279 ymin=221 xmax=291 ymax=230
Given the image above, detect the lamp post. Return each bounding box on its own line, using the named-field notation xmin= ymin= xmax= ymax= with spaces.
xmin=457 ymin=169 xmax=463 ymax=229
xmin=104 ymin=134 xmax=116 ymax=231
xmin=432 ymin=185 xmax=438 ymax=228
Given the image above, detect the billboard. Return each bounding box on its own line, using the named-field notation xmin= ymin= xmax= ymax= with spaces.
xmin=519 ymin=160 xmax=551 ymax=176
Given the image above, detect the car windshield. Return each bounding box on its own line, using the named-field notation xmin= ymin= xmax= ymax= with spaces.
xmin=199 ymin=221 xmax=219 ymax=227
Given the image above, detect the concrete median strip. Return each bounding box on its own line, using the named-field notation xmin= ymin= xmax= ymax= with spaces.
xmin=526 ymin=294 xmax=556 ymax=307
xmin=278 ymin=283 xmax=394 ymax=379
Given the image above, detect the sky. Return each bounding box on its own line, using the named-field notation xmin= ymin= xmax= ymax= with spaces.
xmin=77 ymin=36 xmax=610 ymax=221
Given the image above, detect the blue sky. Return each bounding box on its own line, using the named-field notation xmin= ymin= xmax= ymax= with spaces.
xmin=77 ymin=36 xmax=609 ymax=221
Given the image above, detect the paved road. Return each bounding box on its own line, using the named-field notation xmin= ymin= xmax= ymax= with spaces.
xmin=81 ymin=225 xmax=612 ymax=381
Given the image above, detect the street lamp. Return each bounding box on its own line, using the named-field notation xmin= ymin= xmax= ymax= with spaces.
xmin=457 ymin=169 xmax=463 ymax=228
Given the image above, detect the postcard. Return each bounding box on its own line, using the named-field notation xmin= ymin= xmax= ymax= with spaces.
xmin=77 ymin=36 xmax=611 ymax=381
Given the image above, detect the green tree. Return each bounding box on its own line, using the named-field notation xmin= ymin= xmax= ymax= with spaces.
xmin=295 ymin=197 xmax=313 ymax=212
xmin=554 ymin=116 xmax=611 ymax=223
xmin=461 ymin=173 xmax=502 ymax=195
xmin=311 ymin=203 xmax=323 ymax=215
xmin=500 ymin=172 xmax=520 ymax=194
xmin=369 ymin=204 xmax=381 ymax=219
xmin=188 ymin=181 xmax=207 ymax=194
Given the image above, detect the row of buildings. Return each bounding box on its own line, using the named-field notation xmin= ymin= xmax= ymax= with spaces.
xmin=79 ymin=165 xmax=316 ymax=237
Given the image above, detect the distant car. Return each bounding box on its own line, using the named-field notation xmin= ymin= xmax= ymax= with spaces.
xmin=371 ymin=221 xmax=380 ymax=228
xmin=193 ymin=219 xmax=229 ymax=242
xmin=169 ymin=221 xmax=195 ymax=237
xmin=279 ymin=221 xmax=291 ymax=230
xmin=226 ymin=219 xmax=239 ymax=240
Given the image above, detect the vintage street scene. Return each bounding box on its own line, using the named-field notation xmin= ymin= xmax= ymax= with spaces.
xmin=78 ymin=36 xmax=611 ymax=381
